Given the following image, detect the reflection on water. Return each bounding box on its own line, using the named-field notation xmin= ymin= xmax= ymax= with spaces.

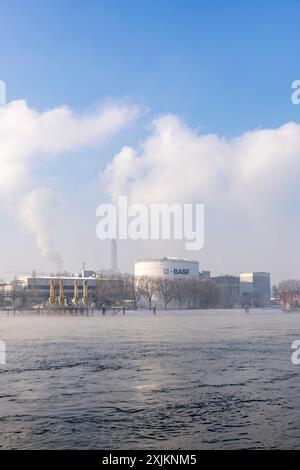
xmin=0 ymin=309 xmax=300 ymax=449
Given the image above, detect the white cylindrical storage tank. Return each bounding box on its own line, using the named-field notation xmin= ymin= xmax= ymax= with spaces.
xmin=134 ymin=257 xmax=199 ymax=279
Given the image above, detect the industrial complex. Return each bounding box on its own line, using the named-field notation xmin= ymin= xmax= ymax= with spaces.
xmin=0 ymin=241 xmax=272 ymax=311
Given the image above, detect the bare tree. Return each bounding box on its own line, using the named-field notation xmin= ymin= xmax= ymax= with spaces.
xmin=273 ymin=279 xmax=300 ymax=309
xmin=173 ymin=278 xmax=189 ymax=309
xmin=199 ymin=280 xmax=221 ymax=308
xmin=183 ymin=278 xmax=221 ymax=309
xmin=120 ymin=273 xmax=141 ymax=309
xmin=155 ymin=277 xmax=176 ymax=310
xmin=138 ymin=276 xmax=157 ymax=310
xmin=94 ymin=278 xmax=123 ymax=306
xmin=186 ymin=278 xmax=201 ymax=308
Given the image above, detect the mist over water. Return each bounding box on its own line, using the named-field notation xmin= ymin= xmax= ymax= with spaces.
xmin=0 ymin=310 xmax=300 ymax=449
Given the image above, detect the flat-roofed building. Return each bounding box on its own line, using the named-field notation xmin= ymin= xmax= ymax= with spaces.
xmin=240 ymin=272 xmax=271 ymax=307
xmin=17 ymin=274 xmax=122 ymax=306
xmin=212 ymin=275 xmax=240 ymax=308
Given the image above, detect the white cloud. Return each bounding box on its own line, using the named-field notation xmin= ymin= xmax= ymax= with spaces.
xmin=102 ymin=115 xmax=300 ymax=281
xmin=2 ymin=99 xmax=299 ymax=280
xmin=0 ymin=99 xmax=140 ymax=267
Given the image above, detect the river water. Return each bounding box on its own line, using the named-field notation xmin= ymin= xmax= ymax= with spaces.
xmin=0 ymin=309 xmax=300 ymax=449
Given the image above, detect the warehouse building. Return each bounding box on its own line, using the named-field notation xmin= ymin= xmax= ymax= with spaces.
xmin=17 ymin=273 xmax=122 ymax=306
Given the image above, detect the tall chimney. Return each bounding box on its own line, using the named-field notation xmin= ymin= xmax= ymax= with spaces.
xmin=110 ymin=239 xmax=118 ymax=272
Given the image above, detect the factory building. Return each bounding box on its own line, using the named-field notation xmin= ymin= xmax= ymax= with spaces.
xmin=0 ymin=279 xmax=24 ymax=308
xmin=134 ymin=257 xmax=199 ymax=279
xmin=211 ymin=275 xmax=240 ymax=308
xmin=199 ymin=270 xmax=210 ymax=281
xmin=18 ymin=275 xmax=95 ymax=303
xmin=17 ymin=274 xmax=122 ymax=306
xmin=240 ymin=272 xmax=271 ymax=307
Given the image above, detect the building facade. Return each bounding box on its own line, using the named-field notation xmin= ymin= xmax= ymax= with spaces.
xmin=134 ymin=257 xmax=199 ymax=279
xmin=17 ymin=275 xmax=122 ymax=306
xmin=240 ymin=272 xmax=271 ymax=307
xmin=212 ymin=275 xmax=240 ymax=308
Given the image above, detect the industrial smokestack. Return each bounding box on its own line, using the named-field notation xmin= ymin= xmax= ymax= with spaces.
xmin=110 ymin=239 xmax=118 ymax=272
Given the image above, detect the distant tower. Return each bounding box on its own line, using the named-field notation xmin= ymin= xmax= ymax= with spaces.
xmin=111 ymin=239 xmax=118 ymax=272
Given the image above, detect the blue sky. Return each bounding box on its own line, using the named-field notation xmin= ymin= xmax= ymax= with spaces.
xmin=1 ymin=0 xmax=300 ymax=134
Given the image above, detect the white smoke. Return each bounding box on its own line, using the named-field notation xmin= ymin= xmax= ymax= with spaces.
xmin=102 ymin=114 xmax=300 ymax=281
xmin=18 ymin=188 xmax=63 ymax=268
xmin=0 ymin=99 xmax=140 ymax=267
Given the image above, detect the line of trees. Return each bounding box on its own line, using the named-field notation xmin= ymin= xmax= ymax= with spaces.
xmin=273 ymin=279 xmax=300 ymax=309
xmin=136 ymin=276 xmax=221 ymax=309
xmin=1 ymin=274 xmax=222 ymax=311
xmin=94 ymin=275 xmax=221 ymax=310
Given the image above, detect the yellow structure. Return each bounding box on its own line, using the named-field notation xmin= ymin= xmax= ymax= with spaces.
xmin=73 ymin=280 xmax=79 ymax=306
xmin=49 ymin=279 xmax=55 ymax=306
xmin=58 ymin=279 xmax=64 ymax=307
xmin=82 ymin=280 xmax=88 ymax=305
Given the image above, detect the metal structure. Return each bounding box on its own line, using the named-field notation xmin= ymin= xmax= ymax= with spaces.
xmin=49 ymin=279 xmax=55 ymax=306
xmin=82 ymin=280 xmax=88 ymax=306
xmin=58 ymin=279 xmax=64 ymax=307
xmin=73 ymin=280 xmax=79 ymax=306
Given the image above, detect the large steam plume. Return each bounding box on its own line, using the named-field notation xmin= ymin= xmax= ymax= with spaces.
xmin=0 ymin=99 xmax=139 ymax=267
xmin=102 ymin=115 xmax=300 ymax=281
